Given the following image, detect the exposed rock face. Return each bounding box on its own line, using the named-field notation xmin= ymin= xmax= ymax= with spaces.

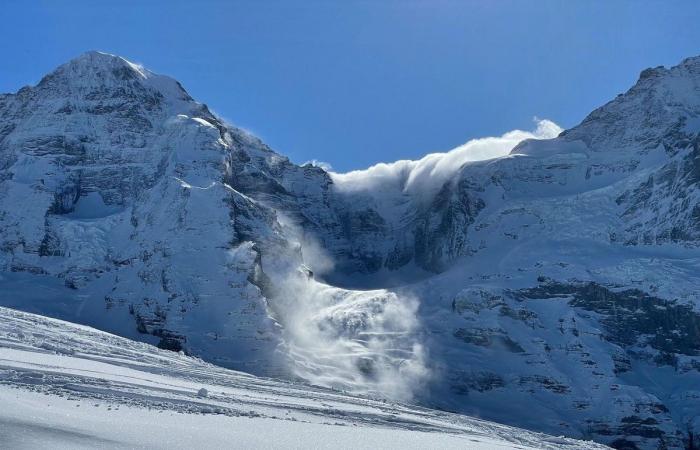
xmin=0 ymin=52 xmax=288 ymax=374
xmin=1 ymin=51 xmax=700 ymax=449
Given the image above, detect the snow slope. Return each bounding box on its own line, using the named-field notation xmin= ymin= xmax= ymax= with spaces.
xmin=0 ymin=306 xmax=605 ymax=450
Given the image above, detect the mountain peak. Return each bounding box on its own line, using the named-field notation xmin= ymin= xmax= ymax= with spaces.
xmin=39 ymin=50 xmax=149 ymax=87
xmin=68 ymin=50 xmax=146 ymax=74
xmin=631 ymin=54 xmax=700 ymax=87
xmin=679 ymin=54 xmax=700 ymax=70
xmin=558 ymin=54 xmax=700 ymax=150
xmin=28 ymin=51 xmax=198 ymax=114
xmin=72 ymin=50 xmax=131 ymax=63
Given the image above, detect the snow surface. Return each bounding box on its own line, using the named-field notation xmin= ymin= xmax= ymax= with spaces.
xmin=0 ymin=306 xmax=605 ymax=450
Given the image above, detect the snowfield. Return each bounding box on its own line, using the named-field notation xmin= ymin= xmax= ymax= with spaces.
xmin=0 ymin=306 xmax=606 ymax=449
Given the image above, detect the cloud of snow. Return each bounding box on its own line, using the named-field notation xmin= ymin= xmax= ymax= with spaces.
xmin=261 ymin=215 xmax=429 ymax=401
xmin=299 ymin=235 xmax=335 ymax=276
xmin=272 ymin=271 xmax=430 ymax=401
xmin=330 ymin=119 xmax=562 ymax=199
xmin=303 ymin=159 xmax=334 ymax=172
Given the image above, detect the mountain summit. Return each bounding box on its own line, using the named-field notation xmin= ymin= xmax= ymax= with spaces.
xmin=1 ymin=52 xmax=700 ymax=450
xmin=36 ymin=51 xmax=191 ymax=104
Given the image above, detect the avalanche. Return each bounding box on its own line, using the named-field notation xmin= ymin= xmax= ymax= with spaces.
xmin=1 ymin=51 xmax=700 ymax=449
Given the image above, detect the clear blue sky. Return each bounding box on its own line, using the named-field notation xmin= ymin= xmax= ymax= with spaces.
xmin=2 ymin=1 xmax=700 ymax=171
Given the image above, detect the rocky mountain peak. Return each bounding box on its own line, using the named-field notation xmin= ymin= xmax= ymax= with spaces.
xmin=64 ymin=50 xmax=147 ymax=76
xmin=25 ymin=51 xmax=194 ymax=115
xmin=557 ymin=55 xmax=700 ymax=152
xmin=37 ymin=51 xmax=147 ymax=91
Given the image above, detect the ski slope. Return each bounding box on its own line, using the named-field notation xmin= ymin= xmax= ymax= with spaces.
xmin=0 ymin=306 xmax=606 ymax=449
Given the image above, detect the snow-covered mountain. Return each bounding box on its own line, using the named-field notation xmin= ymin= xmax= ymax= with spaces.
xmin=1 ymin=51 xmax=699 ymax=449
xmin=0 ymin=306 xmax=605 ymax=449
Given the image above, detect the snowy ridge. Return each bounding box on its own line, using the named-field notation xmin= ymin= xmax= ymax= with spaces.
xmin=0 ymin=306 xmax=605 ymax=450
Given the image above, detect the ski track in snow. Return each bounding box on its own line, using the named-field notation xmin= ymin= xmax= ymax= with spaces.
xmin=0 ymin=306 xmax=607 ymax=449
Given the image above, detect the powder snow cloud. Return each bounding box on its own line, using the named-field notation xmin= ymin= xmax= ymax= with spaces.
xmin=329 ymin=119 xmax=562 ymax=197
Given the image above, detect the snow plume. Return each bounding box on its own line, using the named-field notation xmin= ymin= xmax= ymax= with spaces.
xmin=272 ymin=272 xmax=430 ymax=401
xmin=303 ymin=159 xmax=334 ymax=171
xmin=261 ymin=216 xmax=429 ymax=400
xmin=275 ymin=212 xmax=335 ymax=276
xmin=330 ymin=119 xmax=562 ymax=198
xmin=299 ymin=235 xmax=335 ymax=276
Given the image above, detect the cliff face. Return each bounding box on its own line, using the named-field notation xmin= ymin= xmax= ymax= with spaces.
xmin=0 ymin=52 xmax=288 ymax=374
xmin=1 ymin=51 xmax=700 ymax=449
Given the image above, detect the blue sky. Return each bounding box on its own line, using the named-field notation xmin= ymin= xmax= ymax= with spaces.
xmin=2 ymin=1 xmax=700 ymax=171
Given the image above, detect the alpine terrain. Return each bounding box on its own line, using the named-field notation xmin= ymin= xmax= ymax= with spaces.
xmin=1 ymin=51 xmax=700 ymax=449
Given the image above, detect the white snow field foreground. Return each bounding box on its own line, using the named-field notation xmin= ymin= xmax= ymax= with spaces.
xmin=0 ymin=306 xmax=607 ymax=450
